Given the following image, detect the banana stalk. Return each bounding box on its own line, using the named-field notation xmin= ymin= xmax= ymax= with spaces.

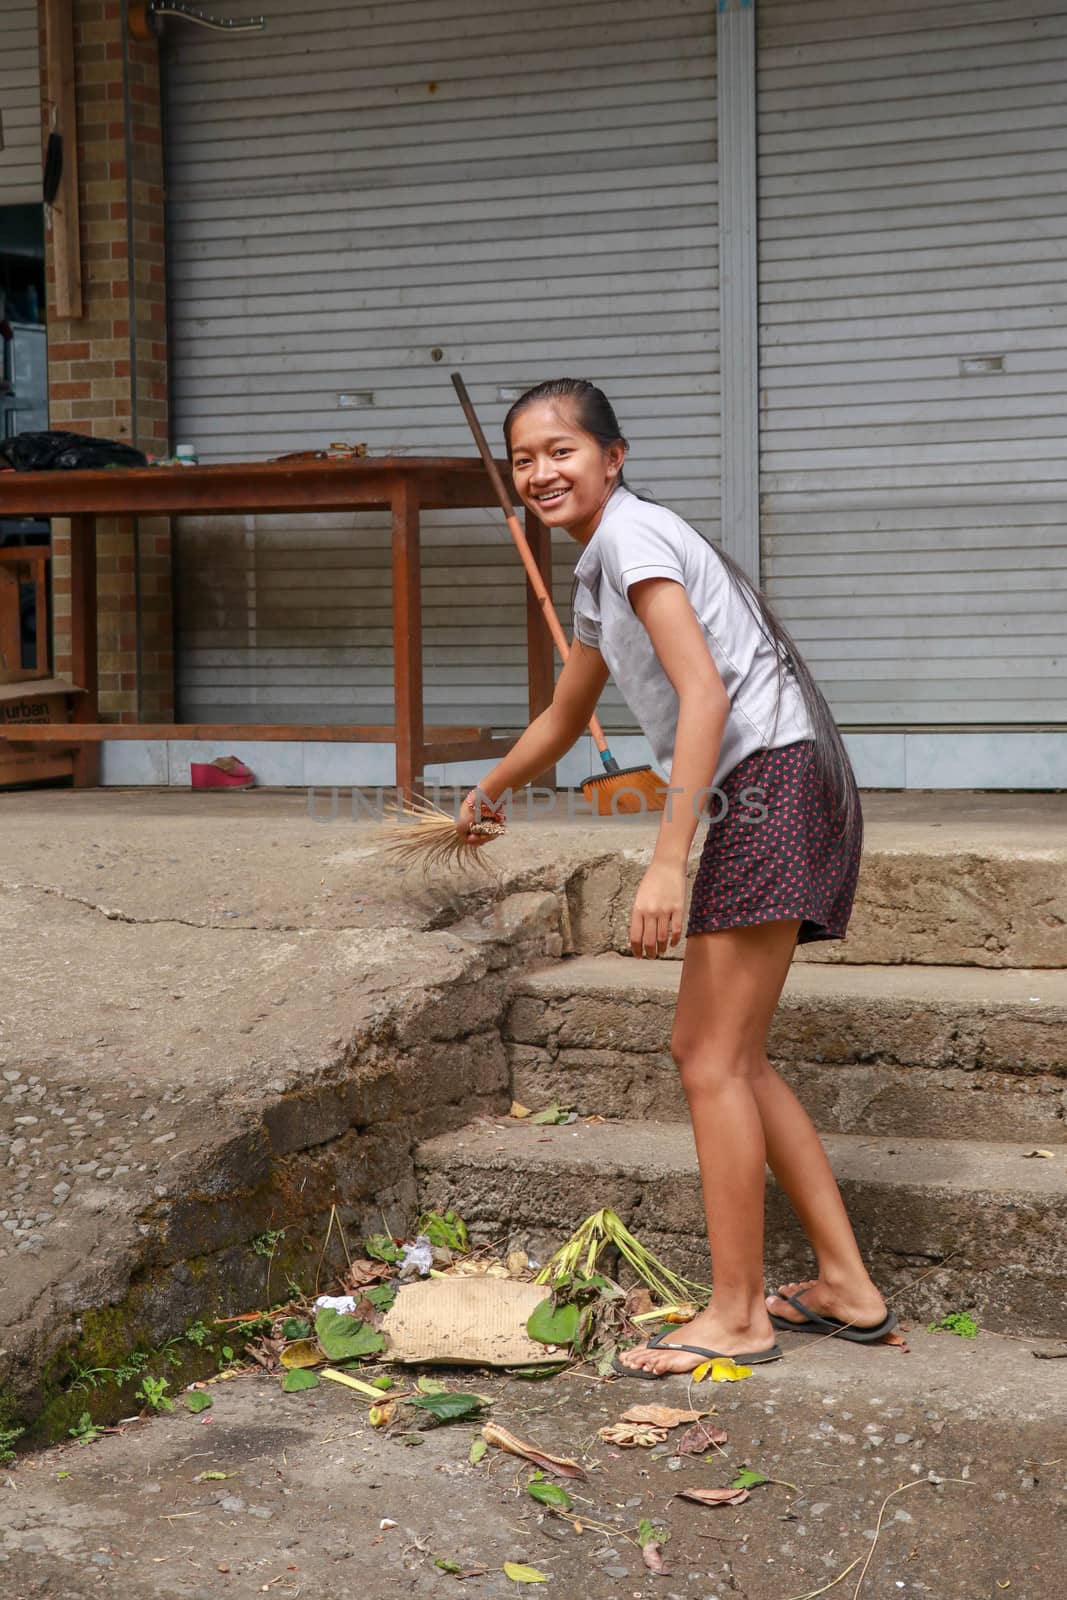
xmin=536 ymin=1208 xmax=709 ymax=1306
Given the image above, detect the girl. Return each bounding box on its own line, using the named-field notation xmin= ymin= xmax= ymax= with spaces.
xmin=458 ymin=379 xmax=895 ymax=1376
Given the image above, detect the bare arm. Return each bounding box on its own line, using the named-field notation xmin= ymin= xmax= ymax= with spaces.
xmin=626 ymin=576 xmax=730 ymax=952
xmin=473 ymin=638 xmax=610 ymax=804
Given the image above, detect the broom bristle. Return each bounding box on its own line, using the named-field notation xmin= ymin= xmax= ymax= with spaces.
xmin=580 ymin=765 xmax=668 ymax=816
xmin=377 ymin=794 xmax=505 ymax=874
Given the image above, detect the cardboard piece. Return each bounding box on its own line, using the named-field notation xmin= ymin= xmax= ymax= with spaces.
xmin=381 ymin=1276 xmax=560 ymax=1367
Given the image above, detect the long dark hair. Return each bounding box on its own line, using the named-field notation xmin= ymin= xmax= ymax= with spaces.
xmin=504 ymin=378 xmax=861 ymax=849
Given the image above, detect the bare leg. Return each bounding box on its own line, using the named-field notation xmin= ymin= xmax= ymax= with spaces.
xmin=617 ymin=918 xmax=885 ymax=1378
xmin=618 ymin=919 xmax=798 ymax=1376
xmin=753 ymin=1067 xmax=887 ymax=1327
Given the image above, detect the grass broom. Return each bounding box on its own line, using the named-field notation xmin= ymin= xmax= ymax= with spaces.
xmin=377 ymin=791 xmax=506 ymax=874
xmin=451 ymin=372 xmax=667 ymax=817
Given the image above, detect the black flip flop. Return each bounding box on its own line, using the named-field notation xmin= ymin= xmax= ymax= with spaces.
xmin=612 ymin=1327 xmax=783 ymax=1380
xmin=768 ymin=1292 xmax=897 ymax=1344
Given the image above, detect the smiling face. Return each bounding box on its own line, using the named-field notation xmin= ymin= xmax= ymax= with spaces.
xmin=508 ymin=398 xmax=627 ymax=542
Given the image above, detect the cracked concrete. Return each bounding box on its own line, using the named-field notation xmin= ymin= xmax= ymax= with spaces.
xmin=0 ymin=790 xmax=605 ymax=1439
xmin=2 ymin=788 xmax=1065 ymax=1448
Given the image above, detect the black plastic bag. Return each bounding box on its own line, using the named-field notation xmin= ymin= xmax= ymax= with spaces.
xmin=0 ymin=431 xmax=148 ymax=472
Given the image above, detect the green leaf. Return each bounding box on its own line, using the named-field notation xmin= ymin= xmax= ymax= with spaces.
xmin=416 ymin=1376 xmax=449 ymax=1395
xmin=526 ymin=1298 xmax=581 ymax=1347
xmin=282 ymin=1367 xmax=319 ymax=1392
xmin=365 ymin=1284 xmax=396 ymax=1313
xmin=503 ymin=1563 xmax=548 ymax=1583
xmin=505 ymin=1363 xmax=569 ymax=1381
xmin=928 ymin=1311 xmax=979 ymax=1339
xmin=281 ymin=1318 xmax=311 ymax=1341
xmin=436 ymin=1558 xmax=462 ymax=1574
xmin=364 ymin=1233 xmax=401 ymax=1264
xmin=185 ymin=1392 xmax=213 ymax=1414
xmin=314 ymin=1308 xmax=386 ymax=1362
xmin=527 ymin=1478 xmax=573 ymax=1511
xmin=470 ymin=1437 xmax=488 ymax=1465
xmin=529 ymin=1103 xmax=570 ymax=1125
xmin=731 ymin=1468 xmax=769 ymax=1489
xmin=370 ymin=1375 xmax=394 ymax=1391
xmin=197 ymin=1471 xmax=230 ymax=1481
xmin=417 ymin=1208 xmax=470 ymax=1253
xmin=637 ymin=1518 xmax=657 ymax=1547
xmin=407 ymin=1392 xmax=486 ymax=1425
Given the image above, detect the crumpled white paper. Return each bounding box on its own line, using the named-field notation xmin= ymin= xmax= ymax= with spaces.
xmin=313 ymin=1294 xmax=359 ymax=1315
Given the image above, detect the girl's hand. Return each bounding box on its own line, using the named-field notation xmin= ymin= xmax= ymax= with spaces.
xmin=459 ymin=789 xmax=506 ymax=849
xmin=457 ymin=793 xmax=490 ymax=848
xmin=630 ymin=862 xmax=686 ymax=959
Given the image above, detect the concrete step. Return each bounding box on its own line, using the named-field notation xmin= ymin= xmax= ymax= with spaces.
xmin=506 ymin=954 xmax=1067 ymax=1143
xmin=558 ymin=795 xmax=1067 ymax=967
xmin=416 ymin=1119 xmax=1067 ymax=1338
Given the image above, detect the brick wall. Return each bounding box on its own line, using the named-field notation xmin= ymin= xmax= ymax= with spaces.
xmin=42 ymin=0 xmax=173 ymax=722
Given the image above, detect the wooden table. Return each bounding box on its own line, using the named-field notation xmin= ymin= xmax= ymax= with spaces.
xmin=0 ymin=456 xmax=555 ymax=794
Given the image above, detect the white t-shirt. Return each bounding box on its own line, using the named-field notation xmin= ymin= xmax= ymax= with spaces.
xmin=572 ymin=485 xmax=814 ymax=787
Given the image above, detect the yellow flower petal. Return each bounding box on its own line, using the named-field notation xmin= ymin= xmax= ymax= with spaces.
xmin=710 ymin=1358 xmax=752 ymax=1382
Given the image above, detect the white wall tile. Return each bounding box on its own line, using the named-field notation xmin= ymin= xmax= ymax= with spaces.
xmin=93 ymin=734 xmax=1067 ymax=793
xmin=906 ymin=733 xmax=1067 ymax=790
xmin=100 ymin=740 xmax=169 ymax=786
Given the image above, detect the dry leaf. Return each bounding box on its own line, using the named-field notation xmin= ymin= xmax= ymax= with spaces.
xmin=345 ymin=1258 xmax=393 ymax=1288
xmin=675 ymin=1420 xmax=729 ymax=1456
xmin=662 ymin=1302 xmax=700 ymax=1324
xmin=448 ymin=1257 xmax=510 ymax=1279
xmin=641 ymin=1540 xmax=672 ymax=1575
xmin=625 ymin=1286 xmax=655 ymax=1318
xmin=503 ymin=1562 xmax=548 ymax=1583
xmin=676 ymin=1486 xmax=750 ymax=1508
xmin=882 ymin=1328 xmax=910 ymax=1351
xmin=279 ymin=1339 xmax=325 ymax=1370
xmin=481 ymin=1422 xmax=586 ymax=1480
xmin=506 ymin=1250 xmax=530 ymax=1277
xmin=510 ymin=1102 xmax=532 ymax=1119
xmin=598 ymin=1422 xmax=669 ymax=1448
xmin=622 ymin=1404 xmax=704 ymax=1429
xmin=245 ymin=1335 xmax=286 ymax=1370
xmin=1023 ymin=1149 xmax=1055 ymax=1159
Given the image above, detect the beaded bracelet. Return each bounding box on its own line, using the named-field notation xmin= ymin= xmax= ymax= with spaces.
xmin=464 ymin=785 xmax=503 ymax=822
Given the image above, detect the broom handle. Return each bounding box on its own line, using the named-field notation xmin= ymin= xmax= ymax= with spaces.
xmin=450 ymin=372 xmax=612 ymax=755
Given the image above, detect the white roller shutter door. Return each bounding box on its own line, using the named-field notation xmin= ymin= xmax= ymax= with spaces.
xmin=0 ymin=0 xmax=41 ymax=206
xmin=757 ymin=0 xmax=1067 ymax=726
xmin=163 ymin=0 xmax=719 ymax=733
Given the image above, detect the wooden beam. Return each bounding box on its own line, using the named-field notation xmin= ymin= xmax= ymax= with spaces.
xmin=0 ymin=458 xmax=520 ymax=518
xmin=0 ymin=722 xmax=490 ymax=744
xmin=420 ymin=736 xmax=516 ymax=765
xmin=44 ymin=0 xmax=83 ymax=320
xmin=391 ymin=477 xmax=422 ymax=800
xmin=66 ymin=513 xmax=98 ymax=783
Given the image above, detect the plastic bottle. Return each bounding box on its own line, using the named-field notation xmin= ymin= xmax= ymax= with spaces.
xmin=174 ymin=443 xmax=198 ymax=466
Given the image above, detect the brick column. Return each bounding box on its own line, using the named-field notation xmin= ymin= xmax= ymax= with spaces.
xmin=42 ymin=0 xmax=173 ymax=722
